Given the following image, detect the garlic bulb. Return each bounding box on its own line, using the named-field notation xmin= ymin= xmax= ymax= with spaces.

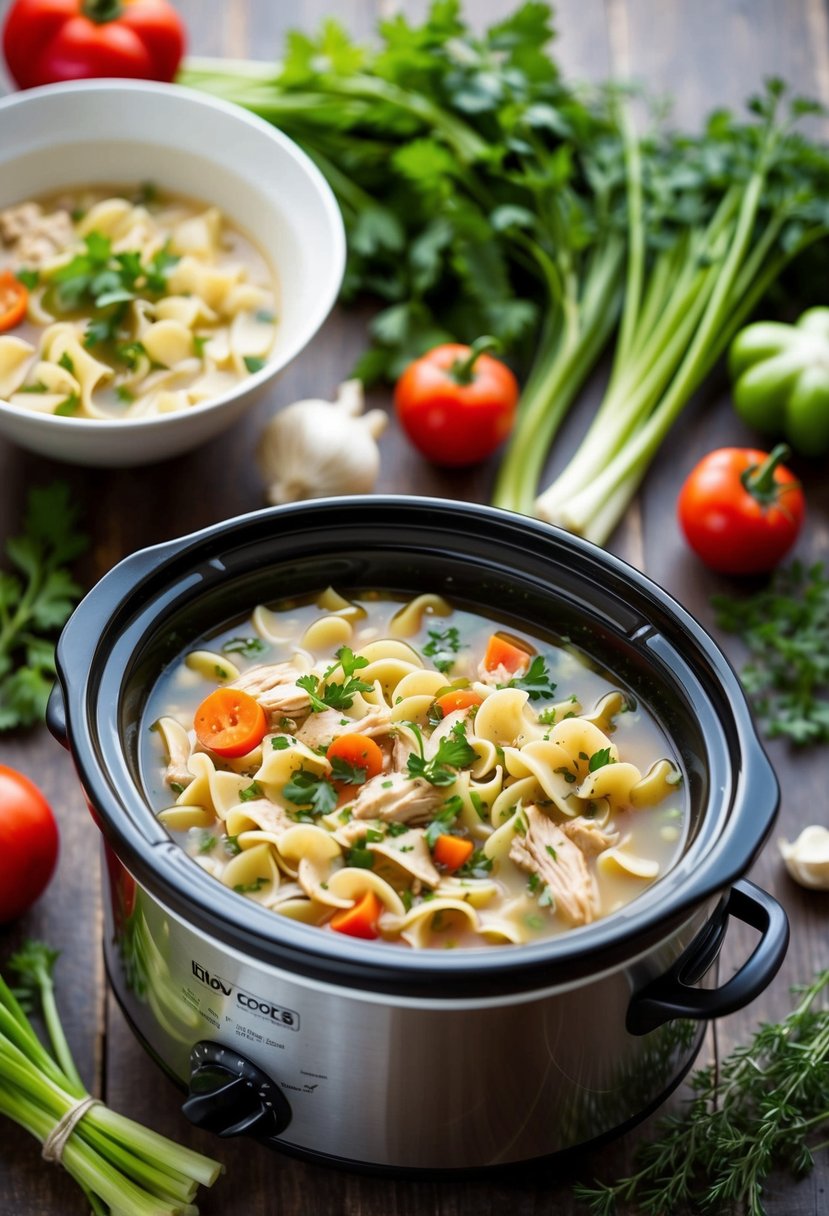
xmin=258 ymin=379 xmax=387 ymax=504
xmin=779 ymin=825 xmax=829 ymax=889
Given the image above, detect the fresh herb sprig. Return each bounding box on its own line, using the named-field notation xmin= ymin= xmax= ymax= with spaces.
xmin=0 ymin=483 xmax=86 ymax=730
xmin=0 ymin=942 xmax=222 ymax=1215
xmin=297 ymin=646 xmax=372 ymax=712
xmin=501 ymin=654 xmax=557 ymax=701
xmin=407 ymin=722 xmax=478 ymax=786
xmin=713 ymin=561 xmax=829 ymax=745
xmin=282 ymin=768 xmax=338 ymax=815
xmin=47 ymin=232 xmax=179 ymax=351
xmin=575 ymin=970 xmax=829 ymax=1216
xmin=422 ymin=626 xmax=461 ymax=674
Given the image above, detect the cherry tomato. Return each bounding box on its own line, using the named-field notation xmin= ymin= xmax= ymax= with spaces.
xmin=0 ymin=271 xmax=28 ymax=333
xmin=2 ymin=0 xmax=186 ymax=90
xmin=677 ymin=445 xmax=805 ymax=575
xmin=0 ymin=766 xmax=59 ymax=923
xmin=393 ymin=337 xmax=519 ymax=466
xmin=194 ymin=687 xmax=268 ymax=758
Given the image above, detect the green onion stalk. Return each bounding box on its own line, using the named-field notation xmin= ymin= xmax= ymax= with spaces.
xmin=0 ymin=942 xmax=222 ymax=1216
xmin=533 ymin=84 xmax=829 ymax=545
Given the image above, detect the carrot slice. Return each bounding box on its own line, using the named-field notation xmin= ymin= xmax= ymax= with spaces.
xmin=432 ymin=834 xmax=474 ymax=871
xmin=329 ymin=889 xmax=383 ymax=939
xmin=326 ymin=733 xmax=384 ymax=780
xmin=434 ymin=689 xmax=483 ymax=717
xmin=0 ymin=271 xmax=27 ymax=332
xmin=193 ymin=687 xmax=267 ymax=758
xmin=483 ymin=631 xmax=533 ymax=675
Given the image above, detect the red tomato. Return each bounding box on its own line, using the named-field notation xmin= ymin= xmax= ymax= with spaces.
xmin=394 ymin=338 xmax=519 ymax=466
xmin=0 ymin=271 xmax=28 ymax=332
xmin=677 ymin=445 xmax=805 ymax=575
xmin=0 ymin=766 xmax=59 ymax=923
xmin=2 ymin=0 xmax=186 ymax=90
xmin=194 ymin=687 xmax=268 ymax=758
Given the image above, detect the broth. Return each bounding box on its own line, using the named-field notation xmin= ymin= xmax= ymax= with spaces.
xmin=141 ymin=589 xmax=688 ymax=949
xmin=0 ymin=183 xmax=277 ymax=420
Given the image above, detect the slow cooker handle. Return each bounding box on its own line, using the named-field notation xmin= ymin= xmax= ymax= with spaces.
xmin=626 ymin=879 xmax=789 ymax=1035
xmin=46 ymin=683 xmax=68 ymax=748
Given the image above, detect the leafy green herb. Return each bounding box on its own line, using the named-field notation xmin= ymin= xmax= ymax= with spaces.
xmin=223 ymin=834 xmax=242 ymax=856
xmin=243 ymin=355 xmax=267 ymax=374
xmin=0 ymin=483 xmax=86 ymax=730
xmin=501 ymin=655 xmax=557 ymax=701
xmin=169 ymin=781 xmax=184 ymax=796
xmin=47 ymin=232 xmax=179 ymax=351
xmin=575 ymin=970 xmax=829 ymax=1216
xmin=256 ymin=308 xmax=276 ymax=323
xmin=588 ymin=747 xmax=615 ymax=772
xmin=19 ymin=381 xmax=48 ymax=394
xmin=407 ymin=722 xmax=478 ymax=786
xmin=345 ymin=838 xmax=375 ymax=869
xmin=282 ymin=768 xmax=338 ymax=815
xmin=272 ymin=735 xmax=291 ymax=750
xmin=196 ymin=831 xmax=217 ymax=854
xmin=298 ymin=645 xmax=372 ymax=712
xmin=386 ymin=821 xmax=409 ymax=837
xmin=422 ymin=625 xmax=461 ymax=674
xmin=713 ymin=561 xmax=829 ymax=745
xmin=222 ymin=635 xmax=267 ymax=658
xmin=239 ymin=781 xmax=263 ymax=802
xmin=116 ymin=341 xmax=147 ymax=369
xmin=456 ymin=848 xmax=493 ymax=879
xmin=57 ymin=351 xmax=75 ymax=374
xmin=330 ymin=755 xmax=370 ymax=785
xmin=424 ymin=795 xmax=464 ymax=848
xmin=15 ymin=267 xmax=39 ymax=290
xmin=54 ymin=393 xmax=80 ymax=417
xmin=233 ymin=876 xmax=268 ymax=894
xmin=192 ymin=334 xmax=209 ymax=357
xmin=115 ymin=385 xmax=135 ymax=404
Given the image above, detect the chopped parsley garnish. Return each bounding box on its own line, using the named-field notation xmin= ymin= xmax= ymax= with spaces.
xmin=386 ymin=821 xmax=409 ymax=837
xmin=588 ymin=747 xmax=615 ymax=772
xmin=169 ymin=781 xmax=185 ymax=796
xmin=117 ymin=341 xmax=147 ymax=369
xmin=193 ymin=334 xmax=209 ymax=357
xmin=256 ymin=308 xmax=276 ymax=323
xmin=555 ymin=765 xmax=577 ymax=784
xmin=271 ymin=736 xmax=291 ymax=750
xmin=422 ymin=626 xmax=461 ymax=674
xmin=49 ymin=232 xmax=179 ymax=351
xmin=223 ymin=834 xmax=242 ymax=857
xmin=15 ymin=267 xmax=39 ymax=290
xmin=407 ymin=722 xmax=477 ymax=787
xmin=116 ymin=385 xmax=135 ymax=404
xmin=196 ymin=831 xmax=217 ymax=854
xmin=54 ymin=394 xmax=80 ymax=417
xmin=297 ymin=646 xmax=372 ymax=712
xmin=243 ymin=355 xmax=267 ymax=374
xmin=282 ymin=768 xmax=338 ymax=815
xmin=329 ymin=756 xmax=371 ymax=786
xmin=222 ymin=636 xmax=267 ymax=658
xmin=457 ymin=848 xmax=493 ymax=879
xmin=58 ymin=351 xmax=75 ymax=374
xmin=538 ymin=884 xmax=555 ymax=909
xmin=424 ymin=796 xmax=463 ymax=847
xmin=345 ymin=838 xmax=375 ymax=869
xmin=500 ymin=654 xmax=557 ymax=701
xmin=239 ymin=781 xmax=263 ymax=802
xmin=545 ymin=844 xmax=558 ymax=861
xmin=19 ymin=381 xmax=48 ymax=393
xmin=469 ymin=791 xmax=487 ymax=820
xmin=233 ymin=876 xmax=268 ymax=894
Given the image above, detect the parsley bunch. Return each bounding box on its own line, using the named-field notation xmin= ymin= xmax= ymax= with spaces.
xmin=406 ymin=721 xmax=478 ymax=786
xmin=713 ymin=561 xmax=829 ymax=745
xmin=0 ymin=484 xmax=86 ymax=730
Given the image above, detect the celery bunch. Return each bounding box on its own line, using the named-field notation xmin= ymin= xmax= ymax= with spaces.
xmin=0 ymin=942 xmax=223 ymax=1216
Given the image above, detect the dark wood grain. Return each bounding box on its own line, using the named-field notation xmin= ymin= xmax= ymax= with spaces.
xmin=1 ymin=1 xmax=828 ymax=1213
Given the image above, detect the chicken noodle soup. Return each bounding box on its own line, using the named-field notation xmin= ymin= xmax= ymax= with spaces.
xmin=0 ymin=185 xmax=277 ymax=418
xmin=143 ymin=590 xmax=688 ymax=948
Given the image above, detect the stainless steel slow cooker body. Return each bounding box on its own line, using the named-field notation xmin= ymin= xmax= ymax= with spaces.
xmin=48 ymin=497 xmax=788 ymax=1171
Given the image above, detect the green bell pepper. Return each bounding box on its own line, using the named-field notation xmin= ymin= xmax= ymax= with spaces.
xmin=728 ymin=307 xmax=829 ymax=457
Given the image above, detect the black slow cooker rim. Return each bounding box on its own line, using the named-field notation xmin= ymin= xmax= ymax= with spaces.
xmin=53 ymin=496 xmax=778 ymax=1000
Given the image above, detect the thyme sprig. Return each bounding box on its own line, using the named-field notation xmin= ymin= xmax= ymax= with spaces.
xmin=575 ymin=970 xmax=829 ymax=1216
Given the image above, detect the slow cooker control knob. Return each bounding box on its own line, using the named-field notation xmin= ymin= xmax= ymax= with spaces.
xmin=182 ymin=1041 xmax=291 ymax=1139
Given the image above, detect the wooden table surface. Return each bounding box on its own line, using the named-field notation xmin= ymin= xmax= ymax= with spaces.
xmin=1 ymin=1 xmax=828 ymax=1213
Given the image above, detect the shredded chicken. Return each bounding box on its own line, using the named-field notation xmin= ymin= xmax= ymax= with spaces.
xmin=235 ymin=798 xmax=294 ymax=838
xmin=296 ymin=703 xmax=393 ymax=751
xmin=349 ymin=772 xmax=443 ymax=824
xmin=229 ymin=662 xmax=311 ymax=726
xmin=0 ymin=202 xmax=74 ymax=267
xmin=561 ymin=816 xmax=619 ymax=857
xmin=509 ymin=805 xmax=600 ymax=927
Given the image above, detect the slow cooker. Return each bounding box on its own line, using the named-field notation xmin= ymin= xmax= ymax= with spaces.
xmin=47 ymin=497 xmax=788 ymax=1171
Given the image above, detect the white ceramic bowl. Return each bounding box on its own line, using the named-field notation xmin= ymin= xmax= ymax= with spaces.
xmin=0 ymin=79 xmax=346 ymax=466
